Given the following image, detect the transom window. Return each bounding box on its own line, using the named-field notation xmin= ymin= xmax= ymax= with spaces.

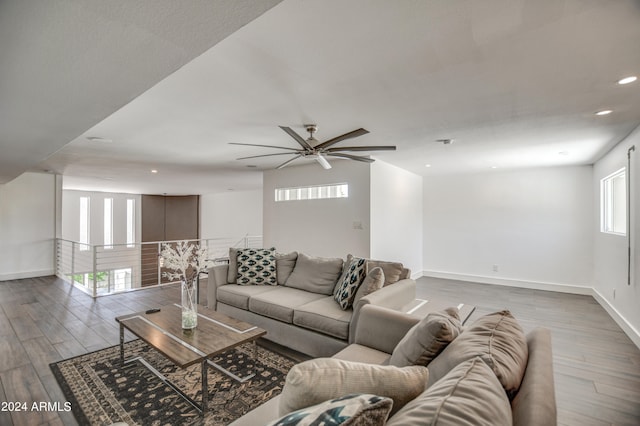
xmin=275 ymin=183 xmax=348 ymax=202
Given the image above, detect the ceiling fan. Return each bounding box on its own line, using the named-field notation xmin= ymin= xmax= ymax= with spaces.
xmin=230 ymin=125 xmax=396 ymax=170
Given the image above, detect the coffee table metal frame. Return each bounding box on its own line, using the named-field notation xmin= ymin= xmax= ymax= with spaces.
xmin=116 ymin=304 xmax=266 ymax=415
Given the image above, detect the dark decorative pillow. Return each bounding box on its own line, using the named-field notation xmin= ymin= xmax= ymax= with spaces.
xmin=333 ymin=257 xmax=367 ymax=309
xmin=236 ymin=248 xmax=277 ymax=285
xmin=268 ymin=393 xmax=393 ymax=426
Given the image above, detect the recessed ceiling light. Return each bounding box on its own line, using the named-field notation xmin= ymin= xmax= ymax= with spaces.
xmin=490 ymin=166 xmax=498 ymax=169
xmin=595 ymin=110 xmax=612 ymax=116
xmin=425 ymin=164 xmax=431 ymax=168
xmin=618 ymin=76 xmax=637 ymax=85
xmin=151 ymin=169 xmax=158 ymax=174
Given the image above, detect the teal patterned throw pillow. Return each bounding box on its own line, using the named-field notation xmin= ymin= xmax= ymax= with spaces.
xmin=267 ymin=393 xmax=393 ymax=426
xmin=333 ymin=257 xmax=367 ymax=309
xmin=236 ymin=248 xmax=277 ymax=285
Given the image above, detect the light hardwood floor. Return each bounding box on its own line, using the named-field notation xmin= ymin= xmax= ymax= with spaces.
xmin=0 ymin=275 xmax=639 ymax=425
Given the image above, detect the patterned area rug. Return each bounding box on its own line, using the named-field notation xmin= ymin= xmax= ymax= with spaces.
xmin=50 ymin=339 xmax=296 ymax=425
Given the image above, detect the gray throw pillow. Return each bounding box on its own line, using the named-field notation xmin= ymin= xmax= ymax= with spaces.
xmin=386 ymin=357 xmax=512 ymax=426
xmin=275 ymin=251 xmax=297 ymax=285
xmin=389 ymin=307 xmax=462 ymax=367
xmin=279 ymin=358 xmax=429 ymax=417
xmin=366 ymin=260 xmax=404 ymax=286
xmin=284 ymin=253 xmax=343 ymax=295
xmin=426 ymin=310 xmax=528 ymax=397
xmin=352 ymin=266 xmax=385 ymax=306
xmin=227 ymin=247 xmax=239 ymax=283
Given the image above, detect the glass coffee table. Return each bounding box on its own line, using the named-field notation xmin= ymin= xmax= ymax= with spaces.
xmin=116 ymin=304 xmax=266 ymax=415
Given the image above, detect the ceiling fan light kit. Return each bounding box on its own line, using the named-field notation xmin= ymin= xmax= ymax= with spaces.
xmin=231 ymin=124 xmax=396 ymax=170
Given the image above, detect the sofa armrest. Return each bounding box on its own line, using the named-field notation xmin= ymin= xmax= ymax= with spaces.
xmin=207 ymin=264 xmax=230 ymax=310
xmin=352 ymin=304 xmax=419 ymax=354
xmin=349 ymin=278 xmax=416 ymax=343
xmin=512 ymin=327 xmax=557 ymax=426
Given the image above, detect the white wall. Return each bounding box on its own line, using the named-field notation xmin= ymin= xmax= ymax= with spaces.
xmin=0 ymin=172 xmax=57 ymax=280
xmin=371 ymin=160 xmax=423 ymax=276
xmin=62 ymin=190 xmax=141 ymax=246
xmin=200 ymin=190 xmax=263 ymax=239
xmin=593 ymin=126 xmax=640 ymax=345
xmin=263 ymin=161 xmax=370 ymax=258
xmin=423 ymin=166 xmax=594 ymax=292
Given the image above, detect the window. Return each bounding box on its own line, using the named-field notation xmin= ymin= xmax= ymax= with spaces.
xmin=104 ymin=198 xmax=113 ymax=249
xmin=275 ymin=183 xmax=348 ymax=202
xmin=126 ymin=199 xmax=135 ymax=248
xmin=601 ymin=168 xmax=626 ymax=235
xmin=79 ymin=196 xmax=90 ymax=250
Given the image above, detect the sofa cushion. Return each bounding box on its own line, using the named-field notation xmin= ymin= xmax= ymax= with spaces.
xmin=332 ymin=343 xmax=390 ymax=365
xmin=279 ymin=358 xmax=429 ymax=417
xmin=217 ymin=284 xmax=280 ymax=310
xmin=268 ymin=393 xmax=393 ymax=426
xmin=275 ymin=251 xmax=298 ymax=285
xmin=352 ymin=266 xmax=385 ymax=307
xmin=388 ymin=307 xmax=462 ymax=367
xmin=386 ymin=357 xmax=512 ymax=426
xmin=366 ymin=260 xmax=405 ymax=286
xmin=237 ymin=248 xmax=277 ymax=285
xmin=333 ymin=257 xmax=367 ymax=309
xmin=284 ymin=253 xmax=344 ymax=295
xmin=249 ymin=287 xmax=326 ymax=323
xmin=293 ymin=297 xmax=353 ymax=340
xmin=426 ymin=310 xmax=528 ymax=397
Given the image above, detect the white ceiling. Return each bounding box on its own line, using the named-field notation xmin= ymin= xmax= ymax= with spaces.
xmin=5 ymin=0 xmax=640 ymax=195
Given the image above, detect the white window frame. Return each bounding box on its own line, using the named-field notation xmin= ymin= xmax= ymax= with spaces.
xmin=126 ymin=199 xmax=135 ymax=248
xmin=275 ymin=183 xmax=349 ymax=202
xmin=104 ymin=198 xmax=113 ymax=249
xmin=600 ymin=167 xmax=626 ymax=235
xmin=79 ymin=196 xmax=90 ymax=251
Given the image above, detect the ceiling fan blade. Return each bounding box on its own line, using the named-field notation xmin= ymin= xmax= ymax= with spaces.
xmin=276 ymin=154 xmax=303 ymax=169
xmin=237 ymin=152 xmax=301 ymax=160
xmin=327 ymin=153 xmax=375 ymax=163
xmin=315 ymin=154 xmax=332 ymax=169
xmin=229 ymin=142 xmax=299 ymax=151
xmin=279 ymin=126 xmax=313 ymax=150
xmin=325 ymin=145 xmax=396 ymax=152
xmin=314 ymin=128 xmax=369 ymax=150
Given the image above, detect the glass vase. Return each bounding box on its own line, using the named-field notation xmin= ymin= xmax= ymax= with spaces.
xmin=181 ymin=278 xmax=198 ymax=331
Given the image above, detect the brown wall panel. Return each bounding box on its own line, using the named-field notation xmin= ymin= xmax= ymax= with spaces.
xmin=165 ymin=195 xmax=199 ymax=240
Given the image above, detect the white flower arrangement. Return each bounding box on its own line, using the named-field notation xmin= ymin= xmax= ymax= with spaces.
xmin=160 ymin=241 xmax=215 ymax=283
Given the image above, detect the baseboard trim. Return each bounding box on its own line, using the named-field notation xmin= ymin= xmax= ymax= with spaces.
xmin=420 ymin=270 xmax=592 ymax=295
xmin=0 ymin=269 xmax=55 ymax=282
xmin=420 ymin=269 xmax=640 ymax=350
xmin=592 ymin=288 xmax=640 ymax=349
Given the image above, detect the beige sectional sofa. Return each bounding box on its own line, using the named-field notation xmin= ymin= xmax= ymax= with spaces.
xmin=231 ymin=304 xmax=557 ymax=426
xmin=207 ymin=250 xmax=416 ymax=357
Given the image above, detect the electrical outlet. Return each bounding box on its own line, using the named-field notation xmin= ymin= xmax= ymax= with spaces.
xmin=492 ymin=264 xmax=499 ymax=272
